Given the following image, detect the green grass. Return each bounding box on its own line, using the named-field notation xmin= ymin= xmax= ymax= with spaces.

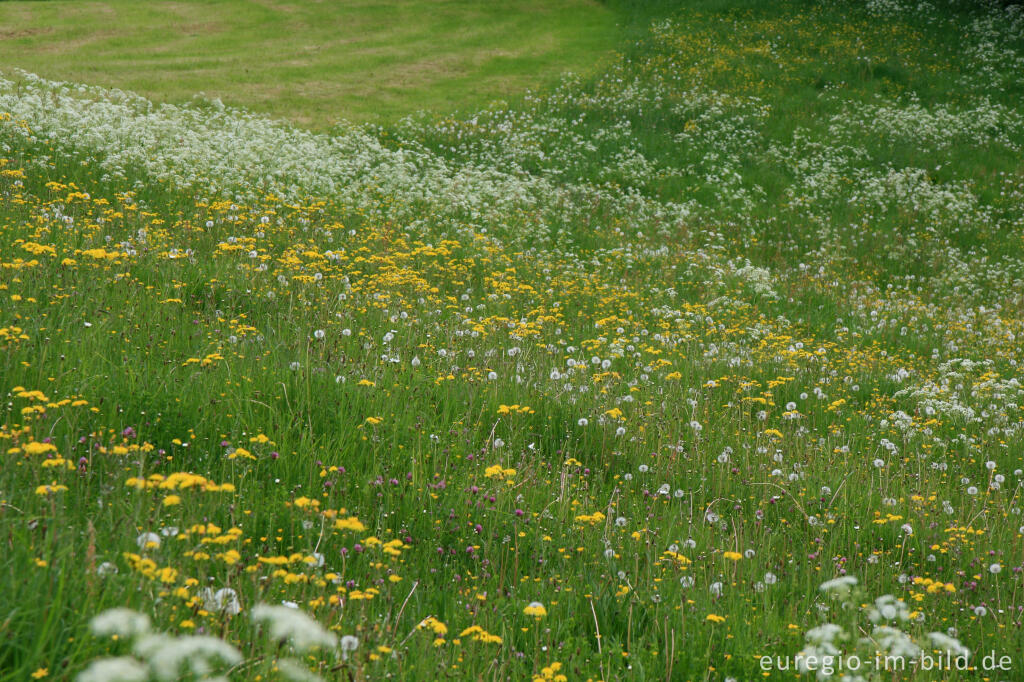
xmin=0 ymin=0 xmax=619 ymax=127
xmin=2 ymin=0 xmax=1024 ymax=680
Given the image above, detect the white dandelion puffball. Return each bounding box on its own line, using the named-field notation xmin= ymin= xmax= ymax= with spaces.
xmin=136 ymin=532 xmax=161 ymax=550
xmin=340 ymin=634 xmax=360 ymax=660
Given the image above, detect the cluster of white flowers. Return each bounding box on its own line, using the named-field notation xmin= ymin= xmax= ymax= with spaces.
xmin=797 ymin=576 xmax=970 ymax=681
xmin=132 ymin=634 xmax=243 ymax=681
xmin=894 ymin=358 xmax=1024 ymax=438
xmin=79 ymin=605 xmax=358 ymax=681
xmin=735 ymin=260 xmax=778 ymax=299
xmin=251 ymin=603 xmax=338 ymax=652
xmin=80 ymin=609 xmax=241 ymax=682
xmin=89 ymin=608 xmax=152 ymax=639
xmin=0 ymin=69 xmax=689 ymax=250
xmin=828 ymin=98 xmax=1022 ymax=153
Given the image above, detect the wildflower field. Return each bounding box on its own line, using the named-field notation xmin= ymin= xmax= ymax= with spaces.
xmin=2 ymin=0 xmax=1024 ymax=679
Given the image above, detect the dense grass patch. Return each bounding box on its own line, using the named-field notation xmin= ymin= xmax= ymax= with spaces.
xmin=2 ymin=0 xmax=1024 ymax=680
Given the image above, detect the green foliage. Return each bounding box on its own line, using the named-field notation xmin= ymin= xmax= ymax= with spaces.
xmin=2 ymin=0 xmax=1024 ymax=680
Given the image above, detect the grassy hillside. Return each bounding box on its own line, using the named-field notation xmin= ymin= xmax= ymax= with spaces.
xmin=0 ymin=0 xmax=618 ymax=126
xmin=2 ymin=0 xmax=1024 ymax=680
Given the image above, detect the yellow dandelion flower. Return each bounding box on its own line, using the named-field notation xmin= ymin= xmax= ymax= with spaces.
xmin=35 ymin=482 xmax=68 ymax=496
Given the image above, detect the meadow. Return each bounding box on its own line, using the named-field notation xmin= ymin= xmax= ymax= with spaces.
xmin=2 ymin=0 xmax=1024 ymax=680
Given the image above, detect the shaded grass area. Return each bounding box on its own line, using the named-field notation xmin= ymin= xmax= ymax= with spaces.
xmin=0 ymin=0 xmax=619 ymax=127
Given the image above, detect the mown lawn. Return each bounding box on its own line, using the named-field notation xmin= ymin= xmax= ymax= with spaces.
xmin=0 ymin=0 xmax=618 ymax=126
